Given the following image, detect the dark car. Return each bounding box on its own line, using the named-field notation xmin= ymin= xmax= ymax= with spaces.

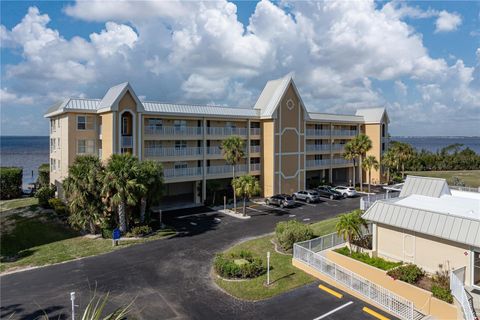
xmin=265 ymin=194 xmax=295 ymax=208
xmin=316 ymin=186 xmax=343 ymax=200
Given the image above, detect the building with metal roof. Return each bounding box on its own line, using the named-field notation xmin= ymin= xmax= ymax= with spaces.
xmin=363 ymin=175 xmax=480 ymax=289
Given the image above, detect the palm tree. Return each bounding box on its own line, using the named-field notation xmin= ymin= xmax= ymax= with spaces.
xmin=102 ymin=154 xmax=146 ymax=232
xmin=343 ymin=141 xmax=360 ymax=188
xmin=362 ymin=155 xmax=379 ymax=193
xmin=63 ymin=155 xmax=105 ymax=234
xmin=336 ymin=209 xmax=367 ymax=254
xmin=396 ymin=142 xmax=414 ymax=179
xmin=231 ymin=175 xmax=261 ymax=216
xmin=137 ymin=160 xmax=163 ymax=224
xmin=343 ymin=134 xmax=372 ymax=191
xmin=381 ymin=149 xmax=397 ymax=184
xmin=221 ymin=136 xmax=245 ymax=213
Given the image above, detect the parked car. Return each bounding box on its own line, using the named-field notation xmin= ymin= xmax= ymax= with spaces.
xmin=333 ymin=186 xmax=357 ymax=198
xmin=292 ymin=190 xmax=320 ymax=203
xmin=316 ymin=186 xmax=343 ymax=200
xmin=265 ymin=194 xmax=295 ymax=208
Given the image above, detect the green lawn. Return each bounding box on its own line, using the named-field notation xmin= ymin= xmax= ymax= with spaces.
xmin=405 ymin=170 xmax=480 ymax=188
xmin=214 ymin=216 xmax=340 ymax=300
xmin=0 ymin=212 xmax=175 ymax=273
xmin=0 ymin=197 xmax=38 ymax=213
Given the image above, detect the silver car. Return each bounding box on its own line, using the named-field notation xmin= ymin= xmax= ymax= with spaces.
xmin=292 ymin=190 xmax=320 ymax=203
xmin=334 ymin=186 xmax=357 ymax=198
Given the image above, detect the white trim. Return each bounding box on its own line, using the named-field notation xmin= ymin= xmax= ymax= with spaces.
xmin=137 ymin=112 xmax=142 ymax=160
xmin=118 ymin=109 xmax=136 ymax=155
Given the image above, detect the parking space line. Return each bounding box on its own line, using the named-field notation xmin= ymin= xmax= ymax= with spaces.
xmin=246 ymin=206 xmax=263 ymax=213
xmin=313 ymin=301 xmax=353 ymax=320
xmin=362 ymin=307 xmax=389 ymax=320
xmin=318 ymin=284 xmax=343 ymax=298
xmin=294 ymin=201 xmax=317 ymax=207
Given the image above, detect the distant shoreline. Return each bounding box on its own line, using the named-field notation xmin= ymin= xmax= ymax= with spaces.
xmin=1 ymin=135 xmax=479 ymax=138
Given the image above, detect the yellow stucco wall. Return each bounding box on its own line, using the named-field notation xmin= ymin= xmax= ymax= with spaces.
xmin=364 ymin=123 xmax=382 ymax=184
xmin=101 ymin=112 xmax=114 ymax=161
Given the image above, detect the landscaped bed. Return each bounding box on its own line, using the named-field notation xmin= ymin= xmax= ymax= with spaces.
xmin=213 ymin=216 xmax=340 ymax=300
xmin=334 ymin=247 xmax=401 ymax=271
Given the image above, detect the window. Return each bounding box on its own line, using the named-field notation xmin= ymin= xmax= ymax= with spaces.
xmin=77 ymin=115 xmax=94 ymax=130
xmin=174 ymin=120 xmax=187 ymax=129
xmin=57 ymin=159 xmax=60 ymax=170
xmin=147 ymin=118 xmax=163 ymax=127
xmin=51 ymin=158 xmax=56 ymax=171
xmin=250 ymin=122 xmax=260 ymax=129
xmin=226 ymin=121 xmax=236 ymax=129
xmin=57 ymin=119 xmax=60 ymax=128
xmin=175 ymin=140 xmax=187 ymax=150
xmin=77 ymin=140 xmax=95 ymax=154
xmin=50 ymin=138 xmax=55 ymax=152
xmin=51 ymin=120 xmax=56 ymax=133
xmin=174 ymin=162 xmax=187 ymax=170
xmin=382 ymin=123 xmax=386 ymax=137
xmin=57 ymin=138 xmax=61 ymax=149
xmin=145 ymin=140 xmax=162 ymax=149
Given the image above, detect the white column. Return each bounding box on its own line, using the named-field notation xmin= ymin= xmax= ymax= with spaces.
xmin=137 ymin=112 xmax=142 ymax=160
xmin=247 ymin=119 xmax=251 ymax=174
xmin=202 ymin=118 xmax=207 ymax=203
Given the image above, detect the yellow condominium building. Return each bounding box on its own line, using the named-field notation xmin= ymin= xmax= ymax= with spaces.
xmin=45 ymin=73 xmax=390 ymax=206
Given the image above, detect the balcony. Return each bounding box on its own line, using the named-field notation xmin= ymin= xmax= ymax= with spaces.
xmin=206 ymin=146 xmax=222 ymax=155
xmin=144 ymin=126 xmax=203 ymax=137
xmin=121 ymin=136 xmax=133 ymax=148
xmin=164 ymin=167 xmax=203 ymax=179
xmin=250 ymin=163 xmax=261 ymax=172
xmin=332 ymin=129 xmax=357 ymax=137
xmin=306 ymin=129 xmax=330 ymax=137
xmin=250 ymin=145 xmax=261 ymax=153
xmin=250 ymin=128 xmax=261 ymax=136
xmin=306 ymin=159 xmax=331 ymax=169
xmin=331 ymin=158 xmax=354 ymax=166
xmin=332 ymin=144 xmax=345 ymax=152
xmin=144 ymin=147 xmax=202 ymax=158
xmin=207 ymin=127 xmax=247 ymax=137
xmin=306 ymin=144 xmax=331 ymax=153
xmin=207 ymin=164 xmax=247 ymax=176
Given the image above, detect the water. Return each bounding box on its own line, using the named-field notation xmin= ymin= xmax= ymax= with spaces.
xmin=0 ymin=136 xmax=478 ymax=186
xmin=393 ymin=136 xmax=480 ymax=154
xmin=0 ymin=136 xmax=49 ymax=186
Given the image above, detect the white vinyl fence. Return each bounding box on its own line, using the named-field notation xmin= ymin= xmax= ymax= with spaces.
xmin=360 ymin=192 xmax=400 ymax=210
xmin=293 ymin=232 xmax=414 ymax=320
xmin=451 ymin=267 xmax=476 ymax=320
xmin=451 ymin=186 xmax=480 ymax=193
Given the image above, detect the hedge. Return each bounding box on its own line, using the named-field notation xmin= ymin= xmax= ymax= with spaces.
xmin=0 ymin=167 xmax=23 ymax=200
xmin=275 ymin=220 xmax=313 ymax=251
xmin=214 ymin=250 xmax=266 ymax=279
xmin=37 ymin=163 xmax=50 ymax=187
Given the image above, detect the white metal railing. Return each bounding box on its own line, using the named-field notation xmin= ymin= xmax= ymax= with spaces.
xmin=250 ymin=163 xmax=261 ymax=172
xmin=451 ymin=267 xmax=476 ymax=320
xmin=293 ymin=242 xmax=414 ymax=320
xmin=360 ymin=192 xmax=400 ymax=210
xmin=207 ymin=127 xmax=247 ymax=136
xmin=207 ymin=164 xmax=247 ymax=175
xmin=331 ymin=158 xmax=353 ymax=165
xmin=306 ymin=159 xmax=331 ymax=168
xmin=332 ymin=144 xmax=345 ymax=151
xmin=295 ymin=232 xmax=346 ymax=253
xmin=306 ymin=144 xmax=330 ymax=152
xmin=164 ymin=167 xmax=202 ymax=178
xmin=206 ymin=146 xmax=222 ymax=155
xmin=144 ymin=126 xmax=203 ymax=136
xmin=250 ymin=128 xmax=261 ymax=136
xmin=250 ymin=145 xmax=261 ymax=153
xmin=333 ymin=129 xmax=357 ymax=136
xmin=144 ymin=147 xmax=202 ymax=157
xmin=121 ymin=136 xmax=133 ymax=148
xmin=306 ymin=129 xmax=330 ymax=136
xmin=451 ymin=186 xmax=480 ymax=193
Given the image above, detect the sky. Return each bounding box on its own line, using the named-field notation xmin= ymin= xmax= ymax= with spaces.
xmin=1 ymin=0 xmax=479 ymax=137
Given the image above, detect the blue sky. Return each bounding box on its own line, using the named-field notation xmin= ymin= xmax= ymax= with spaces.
xmin=1 ymin=0 xmax=479 ymax=136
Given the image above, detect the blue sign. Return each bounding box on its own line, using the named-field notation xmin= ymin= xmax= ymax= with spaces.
xmin=112 ymin=228 xmax=121 ymax=240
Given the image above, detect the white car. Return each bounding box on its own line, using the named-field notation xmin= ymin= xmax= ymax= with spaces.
xmin=333 ymin=186 xmax=357 ymax=198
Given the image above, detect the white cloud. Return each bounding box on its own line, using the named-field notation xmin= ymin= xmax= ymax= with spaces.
xmin=0 ymin=88 xmax=35 ymax=105
xmin=0 ymin=1 xmax=478 ymax=136
xmin=435 ymin=11 xmax=462 ymax=33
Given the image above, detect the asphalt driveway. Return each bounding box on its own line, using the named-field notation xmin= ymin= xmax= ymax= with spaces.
xmin=0 ymin=196 xmax=395 ymax=320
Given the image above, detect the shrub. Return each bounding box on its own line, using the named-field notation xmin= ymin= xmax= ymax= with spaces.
xmin=35 ymin=185 xmax=56 ymax=207
xmin=387 ymin=264 xmax=424 ymax=284
xmin=335 ymin=247 xmax=402 ymax=271
xmin=37 ymin=163 xmax=50 ymax=187
xmin=48 ymin=198 xmax=68 ymax=216
xmin=126 ymin=225 xmax=152 ymax=237
xmin=214 ymin=251 xmax=266 ymax=279
xmin=0 ymin=167 xmax=23 ymax=200
xmin=275 ymin=220 xmax=313 ymax=251
xmin=431 ymin=285 xmax=453 ymax=303
xmin=101 ymin=227 xmax=115 ymax=239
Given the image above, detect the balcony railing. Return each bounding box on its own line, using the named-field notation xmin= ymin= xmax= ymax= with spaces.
xmin=332 ymin=144 xmax=345 ymax=151
xmin=122 ymin=136 xmax=133 ymax=148
xmin=144 ymin=126 xmax=203 ymax=136
xmin=164 ymin=167 xmax=203 ymax=178
xmin=145 ymin=147 xmax=202 ymax=158
xmin=250 ymin=163 xmax=261 ymax=172
xmin=250 ymin=128 xmax=261 ymax=136
xmin=306 ymin=129 xmax=330 ymax=137
xmin=206 ymin=146 xmax=222 ymax=155
xmin=332 ymin=129 xmax=357 ymax=136
xmin=250 ymin=145 xmax=261 ymax=153
xmin=207 ymin=164 xmax=247 ymax=175
xmin=306 ymin=144 xmax=330 ymax=152
xmin=331 ymin=158 xmax=353 ymax=165
xmin=306 ymin=159 xmax=331 ymax=168
xmin=207 ymin=127 xmax=247 ymax=136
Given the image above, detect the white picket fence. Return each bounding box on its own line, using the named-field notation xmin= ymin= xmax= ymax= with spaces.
xmin=451 ymin=267 xmax=476 ymax=320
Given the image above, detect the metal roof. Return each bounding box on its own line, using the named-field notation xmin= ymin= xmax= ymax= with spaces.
xmin=363 ymin=200 xmax=480 ymax=248
xmin=399 ymin=175 xmax=451 ymax=198
xmin=355 ymin=107 xmax=388 ymax=124
xmin=98 ymin=82 xmax=129 ymax=110
xmin=308 ymin=112 xmax=364 ymax=123
xmin=142 ymin=102 xmax=260 ymax=118
xmin=254 ymin=73 xmax=292 ymax=118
